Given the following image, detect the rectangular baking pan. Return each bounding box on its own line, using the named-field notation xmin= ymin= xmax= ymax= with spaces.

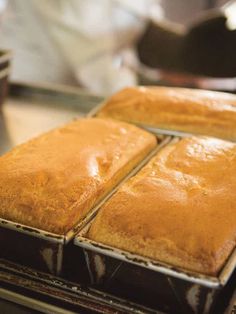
xmin=0 ymin=81 xmax=172 ymax=275
xmin=75 ymin=222 xmax=236 ymax=314
xmin=74 ymin=135 xmax=236 ymax=314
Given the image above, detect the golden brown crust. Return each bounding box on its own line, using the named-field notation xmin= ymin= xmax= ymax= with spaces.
xmin=88 ymin=137 xmax=236 ymax=276
xmin=98 ymin=86 xmax=236 ymax=140
xmin=0 ymin=117 xmax=156 ymax=235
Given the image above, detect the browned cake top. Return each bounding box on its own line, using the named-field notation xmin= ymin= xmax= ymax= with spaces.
xmin=98 ymin=86 xmax=236 ymax=140
xmin=0 ymin=117 xmax=156 ymax=234
xmin=88 ymin=136 xmax=236 ymax=275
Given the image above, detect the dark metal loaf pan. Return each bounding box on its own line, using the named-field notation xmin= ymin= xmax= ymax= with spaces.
xmin=74 ymin=218 xmax=236 ymax=314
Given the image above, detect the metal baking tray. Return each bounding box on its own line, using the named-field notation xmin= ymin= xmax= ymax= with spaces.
xmin=0 ymin=258 xmax=158 ymax=314
xmin=74 ymin=137 xmax=236 ymax=313
xmin=0 ymin=83 xmax=235 ymax=313
xmin=0 ymin=81 xmax=171 ymax=275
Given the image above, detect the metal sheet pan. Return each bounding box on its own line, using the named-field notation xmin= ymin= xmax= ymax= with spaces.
xmin=0 ymin=258 xmax=158 ymax=314
xmin=0 ymin=82 xmax=235 ymax=313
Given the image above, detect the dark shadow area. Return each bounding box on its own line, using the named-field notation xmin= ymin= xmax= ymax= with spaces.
xmin=0 ymin=108 xmax=13 ymax=155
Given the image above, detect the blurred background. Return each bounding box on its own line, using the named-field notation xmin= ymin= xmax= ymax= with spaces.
xmin=0 ymin=0 xmax=235 ymax=96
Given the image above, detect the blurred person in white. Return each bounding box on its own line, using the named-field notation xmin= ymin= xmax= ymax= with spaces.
xmin=0 ymin=0 xmax=226 ymax=95
xmin=0 ymin=0 xmax=160 ymax=95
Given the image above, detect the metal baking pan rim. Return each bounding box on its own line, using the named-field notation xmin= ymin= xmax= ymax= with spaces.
xmin=0 ymin=136 xmax=172 ymax=245
xmin=0 ymin=50 xmax=12 ymax=64
xmin=131 ymin=124 xmax=194 ymax=138
xmin=127 ymin=123 xmax=236 ymax=142
xmin=0 ymin=287 xmax=77 ymax=314
xmin=0 ymin=285 xmax=155 ymax=314
xmin=86 ymin=100 xmax=106 ymax=117
xmin=75 ymin=217 xmax=236 ymax=289
xmin=218 ymin=248 xmax=236 ymax=285
xmin=0 ymin=218 xmax=65 ymax=243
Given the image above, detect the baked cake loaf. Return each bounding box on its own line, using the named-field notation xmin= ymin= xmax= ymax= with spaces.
xmin=98 ymin=86 xmax=236 ymax=141
xmin=0 ymin=117 xmax=156 ymax=234
xmin=88 ymin=136 xmax=236 ymax=275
